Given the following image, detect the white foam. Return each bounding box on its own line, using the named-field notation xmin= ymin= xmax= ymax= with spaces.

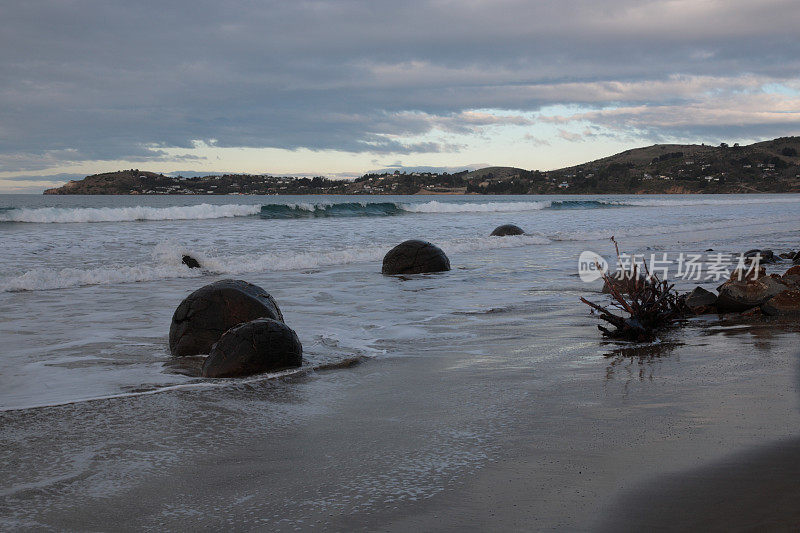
xmin=401 ymin=200 xmax=551 ymax=213
xmin=0 ymin=234 xmax=553 ymax=292
xmin=0 ymin=203 xmax=262 ymax=223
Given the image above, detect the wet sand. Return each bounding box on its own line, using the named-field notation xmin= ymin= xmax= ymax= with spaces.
xmin=2 ymin=297 xmax=799 ymax=531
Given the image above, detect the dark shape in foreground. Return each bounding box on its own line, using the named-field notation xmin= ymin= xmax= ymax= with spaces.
xmin=202 ymin=318 xmax=302 ymax=378
xmin=580 ymin=238 xmax=685 ymax=341
xmin=490 ymin=224 xmax=525 ymax=236
xmin=169 ymin=279 xmax=284 ymax=356
xmin=182 ymin=255 xmax=201 ymax=269
xmin=382 ymin=240 xmax=451 ymax=275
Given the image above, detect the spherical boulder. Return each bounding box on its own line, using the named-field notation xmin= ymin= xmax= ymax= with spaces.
xmin=169 ymin=279 xmax=284 ymax=357
xmin=490 ymin=224 xmax=525 ymax=237
xmin=201 ymin=318 xmax=302 ymax=378
xmin=381 ymin=240 xmax=451 ymax=275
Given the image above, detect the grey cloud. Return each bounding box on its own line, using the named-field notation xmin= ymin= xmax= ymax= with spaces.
xmin=1 ymin=0 xmax=799 ymax=171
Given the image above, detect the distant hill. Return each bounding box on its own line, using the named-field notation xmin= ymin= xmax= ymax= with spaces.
xmin=44 ymin=137 xmax=800 ymax=195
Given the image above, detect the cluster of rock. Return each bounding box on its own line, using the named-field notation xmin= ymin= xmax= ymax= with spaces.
xmin=169 ymin=223 xmax=530 ymax=378
xmin=682 ymin=252 xmax=800 ymax=317
xmin=169 ymin=279 xmax=301 ymax=378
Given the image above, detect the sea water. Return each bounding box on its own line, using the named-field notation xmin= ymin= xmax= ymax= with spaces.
xmin=1 ymin=193 xmax=799 ymax=412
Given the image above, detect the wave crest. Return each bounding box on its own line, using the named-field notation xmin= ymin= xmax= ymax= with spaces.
xmin=0 ymin=203 xmax=262 ymax=223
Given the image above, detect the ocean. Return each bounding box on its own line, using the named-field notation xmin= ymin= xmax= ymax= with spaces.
xmin=1 ymin=193 xmax=800 ymax=529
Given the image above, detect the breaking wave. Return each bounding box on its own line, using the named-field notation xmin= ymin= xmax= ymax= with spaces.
xmin=2 ymin=196 xmax=799 ymax=224
xmin=0 ymin=203 xmax=262 ymax=223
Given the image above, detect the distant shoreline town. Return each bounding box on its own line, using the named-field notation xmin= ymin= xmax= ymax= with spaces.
xmin=45 ymin=137 xmax=800 ymax=195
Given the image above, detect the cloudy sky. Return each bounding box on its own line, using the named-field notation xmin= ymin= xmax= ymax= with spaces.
xmin=2 ymin=0 xmax=799 ymax=192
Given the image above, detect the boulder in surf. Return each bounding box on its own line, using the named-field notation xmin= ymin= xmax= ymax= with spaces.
xmin=490 ymin=224 xmax=525 ymax=236
xmin=201 ymin=318 xmax=302 ymax=378
xmin=169 ymin=279 xmax=284 ymax=357
xmin=381 ymin=240 xmax=450 ymax=275
xmin=182 ymin=255 xmax=201 ymax=269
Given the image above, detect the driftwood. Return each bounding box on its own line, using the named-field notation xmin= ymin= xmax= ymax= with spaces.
xmin=581 ymin=237 xmax=685 ymax=341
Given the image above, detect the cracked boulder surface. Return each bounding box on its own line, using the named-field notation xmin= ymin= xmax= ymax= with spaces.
xmin=490 ymin=224 xmax=525 ymax=236
xmin=201 ymin=318 xmax=302 ymax=378
xmin=381 ymin=239 xmax=451 ymax=275
xmin=169 ymin=279 xmax=284 ymax=357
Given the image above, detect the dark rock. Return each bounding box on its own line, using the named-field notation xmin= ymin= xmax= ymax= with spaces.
xmin=716 ymin=277 xmax=786 ymax=312
xmin=182 ymin=255 xmax=201 ymax=269
xmin=784 ymin=265 xmax=800 ymax=285
xmin=381 ymin=240 xmax=451 ymax=275
xmin=744 ymin=249 xmax=777 ymax=264
xmin=169 ymin=279 xmax=284 ymax=357
xmin=705 ymin=248 xmax=714 ymax=252
xmin=726 ymin=265 xmax=765 ymax=283
xmin=794 ymin=251 xmax=800 ymax=264
xmin=761 ymin=290 xmax=800 ymax=316
xmin=202 ymin=318 xmax=302 ymax=378
xmin=490 ymin=224 xmax=525 ymax=236
xmin=779 ymin=252 xmax=794 ymax=259
xmin=683 ymin=286 xmax=717 ymax=314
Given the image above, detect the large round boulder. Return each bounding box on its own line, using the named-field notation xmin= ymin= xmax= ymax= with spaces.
xmin=381 ymin=240 xmax=451 ymax=275
xmin=169 ymin=279 xmax=284 ymax=357
xmin=490 ymin=224 xmax=525 ymax=236
xmin=201 ymin=318 xmax=302 ymax=378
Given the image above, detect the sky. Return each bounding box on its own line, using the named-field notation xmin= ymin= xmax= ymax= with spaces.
xmin=1 ymin=0 xmax=799 ymax=192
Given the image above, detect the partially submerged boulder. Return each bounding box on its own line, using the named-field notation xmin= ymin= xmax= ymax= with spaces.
xmin=381 ymin=240 xmax=451 ymax=275
xmin=182 ymin=255 xmax=201 ymax=269
xmin=201 ymin=318 xmax=302 ymax=378
xmin=744 ymin=249 xmax=777 ymax=264
xmin=490 ymin=224 xmax=525 ymax=237
xmin=169 ymin=279 xmax=284 ymax=357
xmin=761 ymin=290 xmax=800 ymax=316
xmin=683 ymin=286 xmax=718 ymax=314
